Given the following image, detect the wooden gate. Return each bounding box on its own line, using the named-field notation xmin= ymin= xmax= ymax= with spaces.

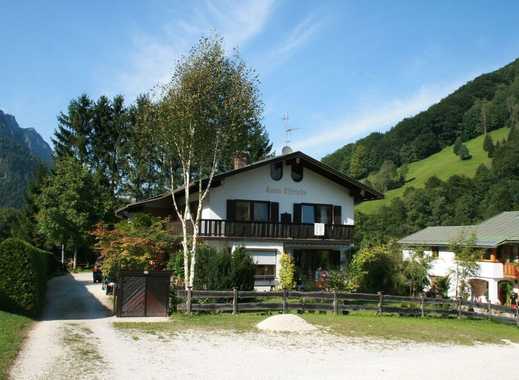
xmin=116 ymin=272 xmax=171 ymax=317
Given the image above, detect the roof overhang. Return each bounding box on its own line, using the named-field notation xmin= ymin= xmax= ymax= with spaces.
xmin=116 ymin=151 xmax=383 ymax=217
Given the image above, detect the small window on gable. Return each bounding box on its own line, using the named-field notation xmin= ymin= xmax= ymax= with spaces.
xmin=291 ymin=162 xmax=303 ymax=182
xmin=271 ymin=161 xmax=283 ymax=181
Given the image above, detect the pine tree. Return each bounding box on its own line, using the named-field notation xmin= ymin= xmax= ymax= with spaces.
xmin=457 ymin=143 xmax=472 ymax=160
xmin=349 ymin=144 xmax=368 ymax=179
xmin=483 ymin=134 xmax=495 ymax=157
xmin=453 ymin=137 xmax=463 ymax=155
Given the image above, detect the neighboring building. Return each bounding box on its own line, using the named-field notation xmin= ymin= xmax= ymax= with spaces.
xmin=399 ymin=212 xmax=519 ymax=305
xmin=117 ymin=150 xmax=382 ymax=290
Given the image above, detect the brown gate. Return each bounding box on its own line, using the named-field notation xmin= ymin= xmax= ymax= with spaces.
xmin=116 ymin=272 xmax=171 ymax=317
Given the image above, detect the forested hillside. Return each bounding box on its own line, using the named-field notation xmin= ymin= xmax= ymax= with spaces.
xmin=0 ymin=110 xmax=52 ymax=208
xmin=355 ymin=124 xmax=519 ymax=247
xmin=322 ymin=58 xmax=519 ymax=180
xmin=357 ymin=127 xmax=510 ymax=213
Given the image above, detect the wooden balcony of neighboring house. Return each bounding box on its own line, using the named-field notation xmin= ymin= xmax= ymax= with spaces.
xmin=503 ymin=262 xmax=519 ymax=279
xmin=169 ymin=219 xmax=354 ymax=242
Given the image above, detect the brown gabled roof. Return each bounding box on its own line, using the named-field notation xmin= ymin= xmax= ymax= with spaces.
xmin=116 ymin=151 xmax=383 ymax=217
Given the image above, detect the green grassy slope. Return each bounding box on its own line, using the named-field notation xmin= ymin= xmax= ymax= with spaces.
xmin=0 ymin=311 xmax=32 ymax=380
xmin=357 ymin=127 xmax=510 ymax=214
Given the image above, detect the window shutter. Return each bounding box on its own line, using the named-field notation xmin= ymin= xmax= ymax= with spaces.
xmin=226 ymin=200 xmax=235 ymax=221
xmin=333 ymin=205 xmax=342 ymax=225
xmin=293 ymin=204 xmax=302 ymax=223
xmin=270 ymin=202 xmax=279 ymax=223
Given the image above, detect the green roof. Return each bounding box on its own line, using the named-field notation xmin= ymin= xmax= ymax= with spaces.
xmin=399 ymin=211 xmax=519 ymax=248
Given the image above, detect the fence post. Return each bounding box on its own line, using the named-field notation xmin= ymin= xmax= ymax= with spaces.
xmin=186 ymin=286 xmax=192 ymax=315
xmin=232 ymin=287 xmax=238 ymax=315
xmin=420 ymin=293 xmax=425 ymax=318
xmin=487 ymin=299 xmax=492 ymax=320
xmin=377 ymin=291 xmax=384 ymax=315
xmin=457 ymin=297 xmax=462 ymax=319
xmin=282 ymin=289 xmax=288 ymax=314
xmin=333 ymin=291 xmax=339 ymax=315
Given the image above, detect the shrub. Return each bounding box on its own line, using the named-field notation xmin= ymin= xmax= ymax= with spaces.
xmin=0 ymin=238 xmax=53 ymax=316
xmin=457 ymin=143 xmax=472 ymax=160
xmin=278 ymin=252 xmax=296 ymax=290
xmin=349 ymin=241 xmax=404 ymax=294
xmin=230 ymin=248 xmax=255 ymax=291
xmin=327 ymin=269 xmax=355 ymax=291
xmin=92 ymin=214 xmax=175 ymax=279
xmin=192 ymin=246 xmax=255 ymax=290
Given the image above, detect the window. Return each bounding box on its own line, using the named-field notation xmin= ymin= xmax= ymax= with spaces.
xmin=253 ymin=202 xmax=269 ymax=222
xmin=270 ymin=161 xmax=283 ymax=181
xmin=482 ymin=249 xmax=492 ymax=261
xmin=291 ymin=163 xmax=303 ymax=182
xmin=300 ymin=204 xmax=332 ymax=224
xmin=315 ymin=205 xmax=332 ymax=224
xmin=301 ymin=204 xmax=315 ymax=224
xmin=255 ymin=264 xmax=276 ymax=277
xmin=232 ymin=200 xmax=271 ymax=222
xmin=247 ymin=250 xmax=276 ymax=279
xmin=235 ymin=201 xmax=251 ymax=221
xmin=431 ymin=247 xmax=439 ymax=259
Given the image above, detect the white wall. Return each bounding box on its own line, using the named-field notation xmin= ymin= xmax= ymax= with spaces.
xmin=201 ymin=162 xmax=355 ymax=224
xmin=403 ymin=248 xmax=507 ymax=303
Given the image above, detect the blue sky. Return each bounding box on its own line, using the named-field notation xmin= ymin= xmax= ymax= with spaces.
xmin=2 ymin=1 xmax=519 ymax=158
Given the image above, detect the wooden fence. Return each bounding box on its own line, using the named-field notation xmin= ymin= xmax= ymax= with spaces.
xmin=174 ymin=288 xmax=519 ymax=326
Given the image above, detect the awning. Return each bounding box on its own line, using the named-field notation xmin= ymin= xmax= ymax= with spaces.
xmin=246 ymin=250 xmax=277 ymax=265
xmin=284 ymin=242 xmax=352 ymax=251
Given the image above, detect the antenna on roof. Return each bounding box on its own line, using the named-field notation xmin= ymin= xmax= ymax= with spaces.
xmin=282 ymin=112 xmax=299 ymax=150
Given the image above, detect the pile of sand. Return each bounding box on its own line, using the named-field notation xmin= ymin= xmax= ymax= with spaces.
xmin=256 ymin=314 xmax=318 ymax=332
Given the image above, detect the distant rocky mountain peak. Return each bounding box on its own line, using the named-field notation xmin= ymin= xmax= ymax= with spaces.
xmin=0 ymin=109 xmax=53 ymax=164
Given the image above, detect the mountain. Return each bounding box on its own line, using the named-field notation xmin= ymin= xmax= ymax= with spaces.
xmin=322 ymin=57 xmax=519 ymax=180
xmin=0 ymin=109 xmax=53 ymax=208
xmin=0 ymin=110 xmax=53 ymax=164
xmin=357 ymin=127 xmax=510 ymax=214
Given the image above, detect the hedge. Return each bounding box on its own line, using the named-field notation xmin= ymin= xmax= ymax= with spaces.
xmin=0 ymin=238 xmax=57 ymax=316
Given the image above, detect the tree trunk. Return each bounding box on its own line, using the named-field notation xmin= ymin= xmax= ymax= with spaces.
xmin=61 ymin=243 xmax=65 ymax=264
xmin=73 ymin=246 xmax=77 ymax=270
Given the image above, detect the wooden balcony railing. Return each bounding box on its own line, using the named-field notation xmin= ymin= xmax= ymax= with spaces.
xmin=503 ymin=262 xmax=519 ymax=278
xmin=170 ymin=219 xmax=353 ymax=241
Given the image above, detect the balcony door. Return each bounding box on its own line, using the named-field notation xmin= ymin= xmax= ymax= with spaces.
xmin=296 ymin=204 xmax=340 ymax=224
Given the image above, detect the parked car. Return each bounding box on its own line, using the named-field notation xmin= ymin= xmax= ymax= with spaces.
xmin=92 ymin=264 xmax=103 ymax=283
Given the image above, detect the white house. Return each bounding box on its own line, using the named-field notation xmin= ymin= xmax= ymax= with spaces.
xmin=117 ymin=149 xmax=382 ymax=290
xmin=399 ymin=212 xmax=519 ymax=305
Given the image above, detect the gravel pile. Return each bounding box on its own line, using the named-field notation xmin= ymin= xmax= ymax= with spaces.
xmin=256 ymin=314 xmax=318 ymax=332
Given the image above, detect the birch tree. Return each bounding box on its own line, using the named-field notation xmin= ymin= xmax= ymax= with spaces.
xmin=155 ymin=37 xmax=266 ymax=289
xmin=449 ymin=232 xmax=482 ymax=299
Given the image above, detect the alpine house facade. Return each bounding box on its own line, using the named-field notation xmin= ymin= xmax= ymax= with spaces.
xmin=399 ymin=212 xmax=519 ymax=305
xmin=117 ymin=150 xmax=382 ymax=290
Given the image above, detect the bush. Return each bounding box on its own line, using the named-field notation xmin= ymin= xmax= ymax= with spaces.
xmin=349 ymin=241 xmax=404 ymax=294
xmin=457 ymin=143 xmax=472 ymax=160
xmin=278 ymin=252 xmax=296 ymax=290
xmin=193 ymin=246 xmax=255 ymax=290
xmin=0 ymin=238 xmax=54 ymax=316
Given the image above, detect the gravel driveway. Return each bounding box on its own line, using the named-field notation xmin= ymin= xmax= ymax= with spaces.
xmin=10 ymin=272 xmax=519 ymax=380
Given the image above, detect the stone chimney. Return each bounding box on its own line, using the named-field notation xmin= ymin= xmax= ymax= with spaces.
xmin=233 ymin=151 xmax=248 ymax=170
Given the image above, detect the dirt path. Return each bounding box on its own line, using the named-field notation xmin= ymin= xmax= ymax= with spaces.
xmin=10 ymin=273 xmax=519 ymax=380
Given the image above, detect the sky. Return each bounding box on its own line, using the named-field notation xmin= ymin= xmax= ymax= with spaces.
xmin=2 ymin=1 xmax=519 ymax=158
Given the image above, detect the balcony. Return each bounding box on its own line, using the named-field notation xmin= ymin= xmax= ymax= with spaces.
xmin=504 ymin=262 xmax=519 ymax=279
xmin=170 ymin=219 xmax=353 ymax=241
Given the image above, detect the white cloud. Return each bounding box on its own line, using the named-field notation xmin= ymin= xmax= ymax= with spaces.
xmin=115 ymin=0 xmax=275 ymax=99
xmin=287 ymin=80 xmax=465 ymax=157
xmin=273 ymin=15 xmax=321 ymax=58
xmin=256 ymin=14 xmax=322 ymax=75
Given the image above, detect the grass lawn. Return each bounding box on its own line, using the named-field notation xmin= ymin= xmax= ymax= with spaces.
xmin=357 ymin=127 xmax=510 ymax=214
xmin=0 ymin=311 xmax=32 ymax=380
xmin=114 ymin=311 xmax=519 ymax=345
